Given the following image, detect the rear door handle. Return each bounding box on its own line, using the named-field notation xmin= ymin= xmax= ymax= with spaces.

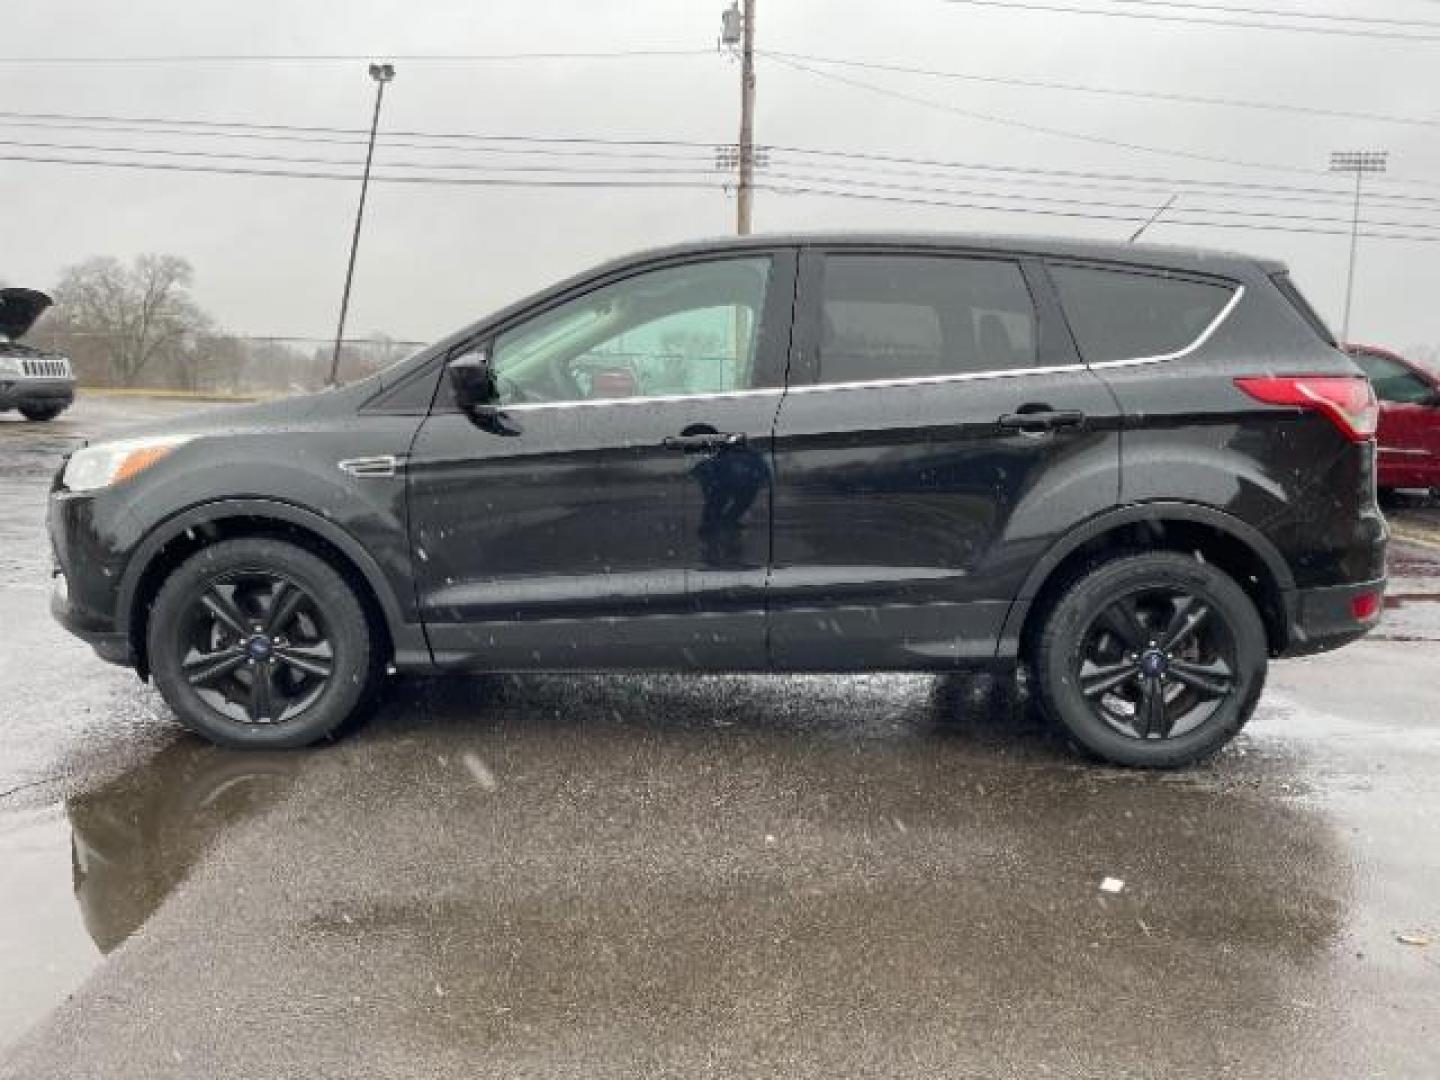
xmin=997 ymin=410 xmax=1086 ymax=433
xmin=662 ymin=432 xmax=747 ymax=453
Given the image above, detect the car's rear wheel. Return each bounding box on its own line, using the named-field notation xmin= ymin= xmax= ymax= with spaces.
xmin=147 ymin=537 xmax=380 ymax=748
xmin=19 ymin=404 xmax=63 ymax=421
xmin=1032 ymin=552 xmax=1267 ymax=768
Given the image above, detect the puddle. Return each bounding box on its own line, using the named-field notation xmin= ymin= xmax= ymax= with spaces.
xmin=0 ymin=807 xmax=99 ymax=1049
xmin=0 ymin=740 xmax=299 ymax=1050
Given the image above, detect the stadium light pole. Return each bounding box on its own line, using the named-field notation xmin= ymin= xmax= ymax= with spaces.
xmin=1329 ymin=150 xmax=1387 ymax=344
xmin=328 ymin=62 xmax=395 ymax=387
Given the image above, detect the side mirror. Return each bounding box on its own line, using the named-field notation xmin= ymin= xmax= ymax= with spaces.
xmin=448 ymin=348 xmax=497 ymax=415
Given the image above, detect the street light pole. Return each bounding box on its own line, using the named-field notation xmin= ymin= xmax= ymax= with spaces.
xmin=328 ymin=62 xmax=395 ymax=388
xmin=1328 ymin=149 xmax=1387 ymax=344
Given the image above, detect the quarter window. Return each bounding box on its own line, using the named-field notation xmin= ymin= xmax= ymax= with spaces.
xmin=816 ymin=255 xmax=1039 ymax=384
xmin=1050 ymin=264 xmax=1235 ymax=363
xmin=491 ymin=257 xmax=771 ymax=405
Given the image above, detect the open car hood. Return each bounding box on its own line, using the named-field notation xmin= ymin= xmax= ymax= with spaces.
xmin=0 ymin=288 xmax=53 ymax=341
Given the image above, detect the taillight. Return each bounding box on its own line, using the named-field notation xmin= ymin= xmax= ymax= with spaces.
xmin=1351 ymin=591 xmax=1381 ymax=622
xmin=1234 ymin=375 xmax=1379 ymax=442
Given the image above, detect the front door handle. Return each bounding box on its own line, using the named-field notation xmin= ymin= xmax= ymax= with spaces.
xmin=997 ymin=409 xmax=1086 ymax=433
xmin=662 ymin=432 xmax=747 ymax=453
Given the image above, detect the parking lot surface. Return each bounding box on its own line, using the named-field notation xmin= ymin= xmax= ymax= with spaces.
xmin=1 ymin=396 xmax=1437 ymax=1078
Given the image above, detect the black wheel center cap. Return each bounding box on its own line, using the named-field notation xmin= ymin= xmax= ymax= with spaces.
xmin=1140 ymin=649 xmax=1169 ymax=677
xmin=246 ymin=634 xmax=274 ymax=660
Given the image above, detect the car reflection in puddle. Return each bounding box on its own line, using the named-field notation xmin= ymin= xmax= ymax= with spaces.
xmin=67 ymin=740 xmax=302 ymax=953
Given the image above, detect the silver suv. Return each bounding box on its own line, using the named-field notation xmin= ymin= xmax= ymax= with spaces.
xmin=0 ymin=288 xmax=74 ymax=422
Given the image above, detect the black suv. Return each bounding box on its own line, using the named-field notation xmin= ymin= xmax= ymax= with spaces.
xmin=49 ymin=234 xmax=1386 ymax=766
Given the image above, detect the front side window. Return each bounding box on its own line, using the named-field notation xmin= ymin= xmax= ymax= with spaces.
xmin=816 ymin=255 xmax=1039 ymax=385
xmin=1050 ymin=264 xmax=1235 ymax=363
xmin=1351 ymin=351 xmax=1434 ymax=405
xmin=491 ymin=257 xmax=771 ymax=405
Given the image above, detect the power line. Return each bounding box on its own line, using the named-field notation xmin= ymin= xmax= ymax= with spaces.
xmin=767 ymin=144 xmax=1440 ymax=203
xmin=5 ymin=112 xmax=1439 ymax=210
xmin=759 ymin=169 xmax=1440 ymax=232
xmin=4 ymin=103 xmax=1439 ymax=206
xmin=767 ymin=52 xmax=1341 ymax=178
xmin=1052 ymin=0 xmax=1440 ymax=31
xmin=761 ymin=49 xmax=1440 ymax=130
xmin=0 ymin=48 xmax=715 ymax=65
xmin=768 ymin=150 xmax=1440 ymax=210
xmin=941 ymin=0 xmax=1440 ymax=41
xmin=5 ymin=148 xmax=1438 ymax=238
xmin=15 ymin=130 xmax=1438 ymax=221
xmin=9 ymin=103 xmax=1440 ymax=197
xmin=0 ymin=108 xmax=720 ymax=149
xmin=757 ymin=181 xmax=1440 ymax=243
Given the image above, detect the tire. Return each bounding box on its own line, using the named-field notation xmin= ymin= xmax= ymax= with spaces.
xmin=19 ymin=404 xmax=63 ymax=421
xmin=147 ymin=537 xmax=380 ymax=748
xmin=1031 ymin=552 xmax=1267 ymax=768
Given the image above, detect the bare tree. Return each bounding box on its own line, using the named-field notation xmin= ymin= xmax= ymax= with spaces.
xmin=51 ymin=254 xmax=211 ymax=386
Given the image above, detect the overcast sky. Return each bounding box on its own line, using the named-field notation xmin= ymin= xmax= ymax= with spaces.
xmin=2 ymin=0 xmax=1437 ymax=349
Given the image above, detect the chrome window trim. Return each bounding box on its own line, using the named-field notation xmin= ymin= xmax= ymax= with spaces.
xmin=1085 ymin=284 xmax=1245 ymax=370
xmin=785 ymin=363 xmax=1088 ymax=395
xmin=499 ymin=386 xmax=786 ymax=412
xmin=495 ymin=363 xmax=1095 ymax=412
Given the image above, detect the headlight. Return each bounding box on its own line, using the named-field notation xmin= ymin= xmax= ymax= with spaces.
xmin=62 ymin=435 xmax=196 ymax=492
xmin=0 ymin=356 xmax=23 ymax=376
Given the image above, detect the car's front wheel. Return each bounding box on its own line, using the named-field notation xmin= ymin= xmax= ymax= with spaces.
xmin=1032 ymin=552 xmax=1267 ymax=768
xmin=147 ymin=537 xmax=380 ymax=748
xmin=19 ymin=404 xmax=63 ymax=421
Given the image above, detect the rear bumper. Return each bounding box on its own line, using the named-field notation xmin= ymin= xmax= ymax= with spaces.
xmin=1277 ymin=577 xmax=1386 ymax=658
xmin=0 ymin=377 xmax=75 ymax=410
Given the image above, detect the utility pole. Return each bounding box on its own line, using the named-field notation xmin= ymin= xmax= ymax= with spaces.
xmin=1328 ymin=150 xmax=1387 ymax=344
xmin=737 ymin=0 xmax=756 ymax=235
xmin=720 ymin=1 xmax=757 ymax=235
xmin=328 ymin=62 xmax=395 ymax=388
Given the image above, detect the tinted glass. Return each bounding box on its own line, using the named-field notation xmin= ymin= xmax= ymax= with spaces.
xmin=492 ymin=257 xmax=770 ymax=404
xmin=1351 ymin=351 xmax=1434 ymax=404
xmin=817 ymin=255 xmax=1038 ymax=384
xmin=1051 ymin=264 xmax=1234 ymax=363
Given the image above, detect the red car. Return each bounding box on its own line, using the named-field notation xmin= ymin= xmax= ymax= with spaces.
xmin=1345 ymin=344 xmax=1440 ymax=495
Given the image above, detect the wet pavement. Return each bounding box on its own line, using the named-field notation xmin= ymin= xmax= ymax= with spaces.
xmin=1 ymin=398 xmax=1438 ymax=1078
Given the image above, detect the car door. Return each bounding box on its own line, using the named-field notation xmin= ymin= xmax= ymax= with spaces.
xmin=768 ymin=246 xmax=1121 ymax=670
xmin=407 ymin=249 xmax=796 ymax=669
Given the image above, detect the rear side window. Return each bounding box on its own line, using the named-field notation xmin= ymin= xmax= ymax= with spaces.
xmin=1050 ymin=264 xmax=1235 ymax=364
xmin=817 ymin=255 xmax=1038 ymax=384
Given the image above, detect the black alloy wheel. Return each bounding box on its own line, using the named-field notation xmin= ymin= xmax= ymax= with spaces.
xmin=1075 ymin=587 xmax=1236 ymax=741
xmin=148 ymin=537 xmax=379 ymax=748
xmin=181 ymin=572 xmax=334 ymax=725
xmin=1032 ymin=551 xmax=1267 ymax=768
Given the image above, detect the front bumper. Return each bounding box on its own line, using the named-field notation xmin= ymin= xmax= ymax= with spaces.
xmin=1277 ymin=577 xmax=1387 ymax=658
xmin=0 ymin=376 xmax=75 ymax=410
xmin=49 ymin=488 xmax=134 ymax=668
xmin=51 ymin=578 xmax=133 ymax=665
